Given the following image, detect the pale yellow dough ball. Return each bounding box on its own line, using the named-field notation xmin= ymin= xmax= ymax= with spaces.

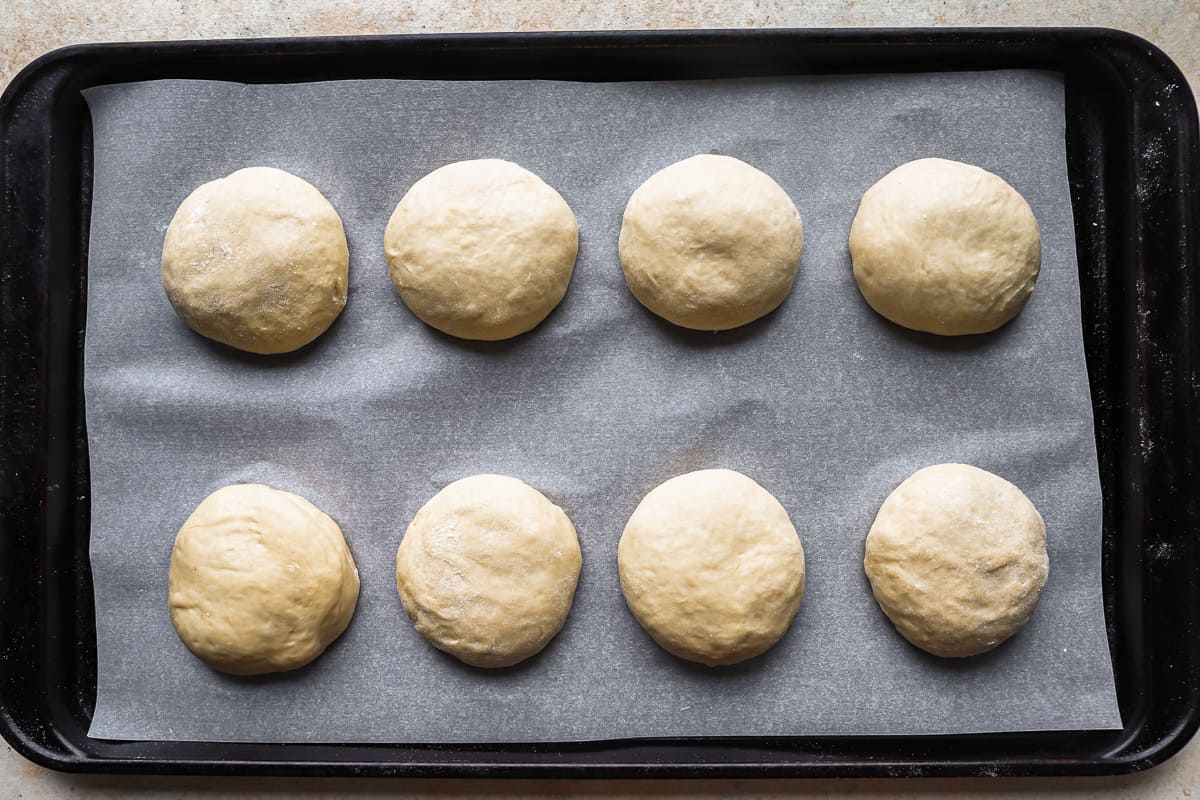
xmin=849 ymin=158 xmax=1041 ymax=336
xmin=168 ymin=483 xmax=360 ymax=675
xmin=395 ymin=474 xmax=582 ymax=668
xmin=618 ymin=154 xmax=803 ymax=331
xmin=161 ymin=167 xmax=349 ymax=354
xmin=384 ymin=159 xmax=579 ymax=341
xmin=864 ymin=463 xmax=1049 ymax=657
xmin=617 ymin=469 xmax=806 ymax=666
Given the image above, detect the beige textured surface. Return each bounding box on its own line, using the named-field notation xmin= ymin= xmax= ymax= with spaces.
xmin=864 ymin=464 xmax=1048 ymax=658
xmin=162 ymin=167 xmax=350 ymax=354
xmin=850 ymin=158 xmax=1041 ymax=336
xmin=618 ymin=469 xmax=804 ymax=666
xmin=385 ymin=159 xmax=578 ymax=341
xmin=3 ymin=0 xmax=1198 ymax=795
xmin=168 ymin=483 xmax=360 ymax=675
xmin=619 ymin=155 xmax=803 ymax=331
xmin=396 ymin=474 xmax=582 ymax=668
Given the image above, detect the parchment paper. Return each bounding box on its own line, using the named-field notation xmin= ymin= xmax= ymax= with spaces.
xmin=82 ymin=71 xmax=1121 ymax=742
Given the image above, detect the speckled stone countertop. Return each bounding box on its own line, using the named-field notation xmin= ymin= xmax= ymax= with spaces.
xmin=3 ymin=1 xmax=1198 ymax=797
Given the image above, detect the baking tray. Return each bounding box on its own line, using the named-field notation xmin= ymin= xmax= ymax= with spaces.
xmin=0 ymin=27 xmax=1196 ymax=778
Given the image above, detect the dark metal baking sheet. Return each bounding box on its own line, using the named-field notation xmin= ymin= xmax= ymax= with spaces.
xmin=0 ymin=28 xmax=1196 ymax=777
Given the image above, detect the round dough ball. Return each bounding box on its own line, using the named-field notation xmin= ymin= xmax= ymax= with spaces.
xmin=864 ymin=463 xmax=1049 ymax=657
xmin=168 ymin=484 xmax=360 ymax=675
xmin=161 ymin=167 xmax=350 ymax=354
xmin=617 ymin=469 xmax=805 ymax=666
xmin=618 ymin=154 xmax=803 ymax=331
xmin=849 ymin=158 xmax=1041 ymax=336
xmin=384 ymin=159 xmax=579 ymax=341
xmin=395 ymin=474 xmax=582 ymax=668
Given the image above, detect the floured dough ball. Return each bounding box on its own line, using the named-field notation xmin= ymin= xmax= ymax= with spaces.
xmin=395 ymin=474 xmax=582 ymax=668
xmin=849 ymin=158 xmax=1041 ymax=335
xmin=617 ymin=469 xmax=805 ymax=666
xmin=618 ymin=154 xmax=803 ymax=330
xmin=168 ymin=484 xmax=360 ymax=675
xmin=864 ymin=463 xmax=1049 ymax=657
xmin=161 ymin=167 xmax=349 ymax=354
xmin=384 ymin=159 xmax=579 ymax=340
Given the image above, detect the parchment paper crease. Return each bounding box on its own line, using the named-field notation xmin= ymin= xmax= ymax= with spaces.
xmin=82 ymin=71 xmax=1122 ymax=742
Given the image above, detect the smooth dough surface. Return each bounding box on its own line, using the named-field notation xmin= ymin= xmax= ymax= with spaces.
xmin=161 ymin=167 xmax=349 ymax=354
xmin=618 ymin=154 xmax=804 ymax=331
xmin=168 ymin=483 xmax=360 ymax=675
xmin=864 ymin=463 xmax=1049 ymax=657
xmin=849 ymin=158 xmax=1041 ymax=336
xmin=384 ymin=159 xmax=579 ymax=341
xmin=395 ymin=474 xmax=582 ymax=668
xmin=617 ymin=469 xmax=805 ymax=666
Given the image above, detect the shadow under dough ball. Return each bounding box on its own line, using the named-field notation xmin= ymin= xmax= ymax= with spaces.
xmin=384 ymin=159 xmax=579 ymax=341
xmin=849 ymin=157 xmax=1041 ymax=336
xmin=863 ymin=463 xmax=1049 ymax=658
xmin=168 ymin=483 xmax=360 ymax=676
xmin=617 ymin=469 xmax=806 ymax=666
xmin=618 ymin=154 xmax=804 ymax=331
xmin=395 ymin=474 xmax=583 ymax=668
xmin=161 ymin=167 xmax=350 ymax=354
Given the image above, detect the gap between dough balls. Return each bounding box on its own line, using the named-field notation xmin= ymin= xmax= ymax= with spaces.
xmin=849 ymin=157 xmax=1041 ymax=336
xmin=617 ymin=469 xmax=806 ymax=666
xmin=863 ymin=463 xmax=1049 ymax=657
xmin=167 ymin=483 xmax=360 ymax=676
xmin=161 ymin=167 xmax=350 ymax=354
xmin=618 ymin=154 xmax=804 ymax=331
xmin=384 ymin=159 xmax=579 ymax=341
xmin=395 ymin=474 xmax=583 ymax=668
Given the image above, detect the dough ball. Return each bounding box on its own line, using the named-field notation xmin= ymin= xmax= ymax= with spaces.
xmin=168 ymin=484 xmax=360 ymax=675
xmin=618 ymin=154 xmax=803 ymax=331
xmin=849 ymin=158 xmax=1041 ymax=336
xmin=617 ymin=469 xmax=805 ymax=666
xmin=384 ymin=159 xmax=579 ymax=341
xmin=864 ymin=463 xmax=1049 ymax=657
xmin=161 ymin=167 xmax=349 ymax=354
xmin=395 ymin=474 xmax=582 ymax=668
